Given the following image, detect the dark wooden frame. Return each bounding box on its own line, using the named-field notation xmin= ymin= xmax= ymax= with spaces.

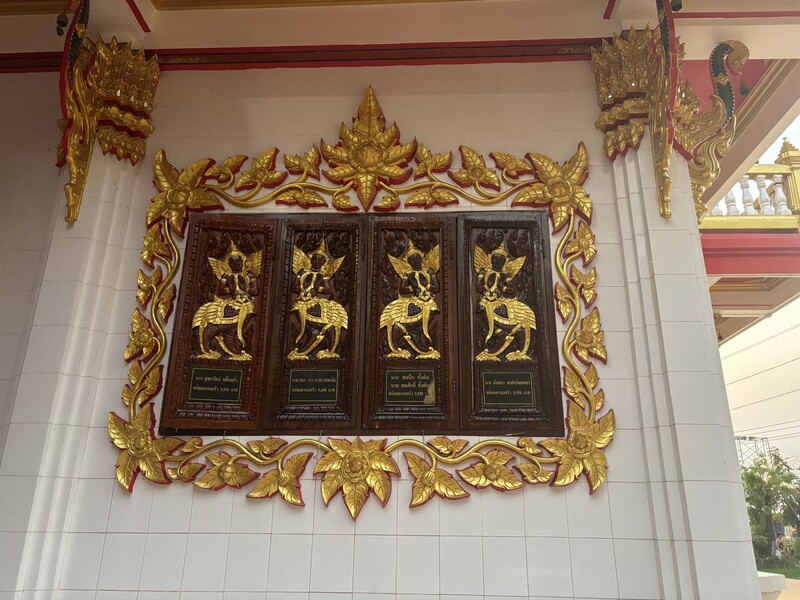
xmin=362 ymin=216 xmax=458 ymax=432
xmin=264 ymin=217 xmax=366 ymax=432
xmin=160 ymin=211 xmax=564 ymax=437
xmin=161 ymin=214 xmax=277 ymax=433
xmin=458 ymin=212 xmax=564 ymax=435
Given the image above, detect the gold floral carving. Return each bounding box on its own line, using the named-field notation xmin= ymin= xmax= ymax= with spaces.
xmin=109 ymin=88 xmax=614 ymax=515
xmin=592 ymin=24 xmax=749 ymax=221
xmin=57 ymin=37 xmax=159 ymax=223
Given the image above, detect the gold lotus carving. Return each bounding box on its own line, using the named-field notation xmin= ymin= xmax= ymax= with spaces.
xmin=109 ymin=88 xmax=614 ymax=515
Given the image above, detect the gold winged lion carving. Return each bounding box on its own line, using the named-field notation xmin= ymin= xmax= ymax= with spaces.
xmin=380 ymin=240 xmax=441 ymax=360
xmin=474 ymin=242 xmax=537 ymax=361
xmin=192 ymin=241 xmax=262 ymax=361
xmin=287 ymin=239 xmax=348 ymax=361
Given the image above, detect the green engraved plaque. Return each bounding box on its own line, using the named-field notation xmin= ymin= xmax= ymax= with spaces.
xmin=288 ymin=370 xmax=339 ymax=404
xmin=385 ymin=370 xmax=436 ymax=405
xmin=188 ymin=368 xmax=244 ymax=403
xmin=481 ymin=372 xmax=535 ymax=406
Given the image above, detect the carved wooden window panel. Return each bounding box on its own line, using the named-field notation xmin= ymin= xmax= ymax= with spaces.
xmin=161 ymin=212 xmax=562 ymax=436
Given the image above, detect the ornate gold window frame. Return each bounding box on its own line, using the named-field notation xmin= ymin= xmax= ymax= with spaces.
xmin=109 ymin=87 xmax=614 ymax=519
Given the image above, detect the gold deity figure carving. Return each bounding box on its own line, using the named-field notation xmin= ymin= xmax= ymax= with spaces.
xmin=474 ymin=242 xmax=537 ymax=362
xmin=287 ymin=239 xmax=348 ymax=361
xmin=380 ymin=240 xmax=441 ymax=360
xmin=192 ymin=241 xmax=262 ymax=361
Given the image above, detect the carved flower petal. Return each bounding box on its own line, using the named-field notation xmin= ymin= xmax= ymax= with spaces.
xmin=177 ymin=158 xmax=213 ymax=190
xmin=583 ymin=448 xmax=608 ymax=491
xmin=551 ymin=452 xmax=583 ymax=487
xmin=146 ymin=193 xmax=168 ymax=228
xmin=138 ymin=452 xmax=169 ymax=484
xmin=590 ymin=411 xmax=615 ymax=450
xmin=573 ymin=187 xmax=593 ymax=220
xmin=354 ymin=173 xmax=379 ymax=209
xmin=325 ymin=165 xmax=357 ymax=182
xmin=367 ymin=469 xmax=391 ymax=505
xmin=562 ymin=142 xmax=589 ymax=185
xmin=527 ymin=152 xmax=562 ymax=183
xmin=320 ymin=470 xmax=344 ymax=505
xmin=512 ymin=183 xmax=548 ymax=206
xmin=247 ymin=469 xmax=279 ymax=499
xmin=410 ymin=479 xmax=434 ymax=508
xmin=153 ymin=149 xmax=180 ymax=193
xmin=108 ymin=412 xmax=133 ymax=450
xmin=116 ymin=448 xmax=138 ymax=492
xmin=342 ymin=479 xmax=370 ymax=519
xmin=431 ymin=469 xmax=470 ymax=499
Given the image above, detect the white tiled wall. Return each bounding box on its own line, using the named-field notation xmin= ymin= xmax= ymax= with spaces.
xmin=0 ymin=62 xmax=759 ymax=600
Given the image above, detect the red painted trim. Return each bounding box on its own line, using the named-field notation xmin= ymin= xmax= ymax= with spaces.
xmin=702 ymin=233 xmax=800 ymax=276
xmin=153 ymin=38 xmax=601 ymax=55
xmin=124 ymin=0 xmax=151 ymax=33
xmin=675 ymin=10 xmax=800 ymax=19
xmin=0 ymin=38 xmax=600 ymax=73
xmin=157 ymin=54 xmax=589 ymax=71
xmin=603 ymin=0 xmax=617 ymax=20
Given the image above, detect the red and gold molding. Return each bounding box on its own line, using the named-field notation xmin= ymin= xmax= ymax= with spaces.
xmin=1 ymin=38 xmax=601 ymax=73
xmin=591 ymin=2 xmax=750 ymax=220
xmin=109 ymin=87 xmax=614 ymax=519
xmin=57 ymin=35 xmax=159 ymax=223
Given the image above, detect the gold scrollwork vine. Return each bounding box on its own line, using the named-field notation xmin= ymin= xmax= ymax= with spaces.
xmin=109 ymin=88 xmax=614 ymax=518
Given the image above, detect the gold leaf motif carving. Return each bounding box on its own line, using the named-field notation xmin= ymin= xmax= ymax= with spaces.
xmin=490 ymin=151 xmax=534 ymax=178
xmin=247 ymin=452 xmax=312 ymax=505
xmin=320 ymin=86 xmax=415 ymax=211
xmin=141 ymin=224 xmax=170 ymax=267
xmin=313 ymin=437 xmax=400 ymax=519
xmin=458 ymin=450 xmax=524 ymax=491
xmin=414 ymin=144 xmax=452 ymax=178
xmin=284 ymin=146 xmax=321 ymax=179
xmin=205 ymin=155 xmax=247 ymax=183
xmin=405 ymin=452 xmax=469 ymax=507
xmin=194 ymin=451 xmax=259 ymax=490
xmin=108 ymin=404 xmax=181 ymax=491
xmin=124 ymin=309 xmax=158 ymax=362
xmin=449 ymin=146 xmax=501 ymax=191
xmin=427 ymin=436 xmax=468 ymax=456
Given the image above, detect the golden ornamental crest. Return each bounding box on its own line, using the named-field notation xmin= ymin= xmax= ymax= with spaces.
xmin=109 ymin=88 xmax=614 ymax=518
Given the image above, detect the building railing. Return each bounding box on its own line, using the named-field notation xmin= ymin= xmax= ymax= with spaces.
xmin=702 ymin=138 xmax=800 ymax=230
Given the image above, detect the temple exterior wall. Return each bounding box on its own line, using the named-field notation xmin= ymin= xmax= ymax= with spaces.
xmin=0 ymin=63 xmax=760 ymax=599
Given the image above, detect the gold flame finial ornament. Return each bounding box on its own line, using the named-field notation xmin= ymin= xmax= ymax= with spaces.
xmin=57 ymin=37 xmax=159 ymax=223
xmin=320 ymin=86 xmax=417 ymax=211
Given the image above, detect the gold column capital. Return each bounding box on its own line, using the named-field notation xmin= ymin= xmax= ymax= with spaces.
xmin=57 ymin=37 xmax=160 ymax=223
xmin=591 ymin=17 xmax=749 ymax=222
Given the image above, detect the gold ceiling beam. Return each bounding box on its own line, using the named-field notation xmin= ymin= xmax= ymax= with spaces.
xmin=0 ymin=0 xmax=63 ymax=14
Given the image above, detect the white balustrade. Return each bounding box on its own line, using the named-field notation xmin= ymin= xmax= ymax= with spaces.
xmin=773 ymin=174 xmax=792 ymax=215
xmin=724 ymin=190 xmax=739 ymax=215
xmin=740 ymin=175 xmax=757 ymax=215
xmin=755 ymin=175 xmax=775 ymax=215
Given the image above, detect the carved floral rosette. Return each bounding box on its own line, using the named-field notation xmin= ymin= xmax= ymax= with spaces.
xmin=109 ymin=88 xmax=613 ymax=519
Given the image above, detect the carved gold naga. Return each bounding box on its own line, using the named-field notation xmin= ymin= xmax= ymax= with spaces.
xmin=109 ymin=87 xmax=613 ymax=518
